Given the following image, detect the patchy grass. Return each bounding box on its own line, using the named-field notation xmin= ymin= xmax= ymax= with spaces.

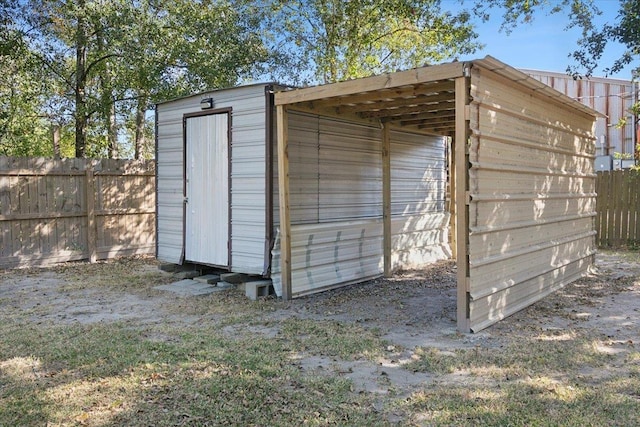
xmin=1 ymin=254 xmax=639 ymax=426
xmin=407 ymin=331 xmax=614 ymax=377
xmin=0 ymin=320 xmax=387 ymax=426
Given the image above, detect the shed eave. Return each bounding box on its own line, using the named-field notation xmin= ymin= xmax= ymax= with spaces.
xmin=274 ymin=61 xmax=467 ymax=106
xmin=473 ymin=56 xmax=602 ymax=119
xmin=156 ymin=81 xmax=285 ymax=107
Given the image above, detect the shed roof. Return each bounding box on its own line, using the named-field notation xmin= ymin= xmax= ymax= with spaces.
xmin=274 ymin=56 xmax=599 ymax=136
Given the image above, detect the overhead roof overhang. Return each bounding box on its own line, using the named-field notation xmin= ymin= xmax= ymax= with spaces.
xmin=274 ymin=56 xmax=599 ymax=137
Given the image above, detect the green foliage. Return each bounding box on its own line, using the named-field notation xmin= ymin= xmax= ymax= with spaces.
xmin=1 ymin=0 xmax=485 ymax=157
xmin=266 ymin=0 xmax=481 ymax=84
xmin=1 ymin=0 xmax=270 ymax=158
xmin=472 ymin=0 xmax=638 ymax=78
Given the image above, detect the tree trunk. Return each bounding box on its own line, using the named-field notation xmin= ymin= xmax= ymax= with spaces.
xmin=107 ymin=98 xmax=117 ymax=158
xmin=96 ymin=21 xmax=117 ymax=159
xmin=52 ymin=125 xmax=60 ymax=159
xmin=134 ymin=96 xmax=147 ymax=159
xmin=75 ymin=1 xmax=87 ymax=158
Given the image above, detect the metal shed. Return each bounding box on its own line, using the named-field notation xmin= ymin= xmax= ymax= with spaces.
xmin=274 ymin=56 xmax=598 ymax=332
xmin=156 ymin=56 xmax=598 ymax=333
xmin=156 ymin=84 xmax=280 ymax=275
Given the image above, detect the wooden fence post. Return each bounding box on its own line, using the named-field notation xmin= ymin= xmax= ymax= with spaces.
xmin=85 ymin=166 xmax=97 ymax=263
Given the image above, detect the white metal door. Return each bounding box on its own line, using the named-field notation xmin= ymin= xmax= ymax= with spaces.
xmin=185 ymin=113 xmax=229 ymax=266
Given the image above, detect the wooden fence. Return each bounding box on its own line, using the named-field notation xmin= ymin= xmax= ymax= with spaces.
xmin=596 ymin=169 xmax=640 ymax=248
xmin=0 ymin=157 xmax=155 ymax=268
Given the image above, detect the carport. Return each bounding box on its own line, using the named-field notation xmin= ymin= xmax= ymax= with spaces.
xmin=274 ymin=56 xmax=598 ymax=332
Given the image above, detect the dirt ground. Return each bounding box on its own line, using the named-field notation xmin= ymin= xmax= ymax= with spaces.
xmin=1 ymin=251 xmax=639 ymax=397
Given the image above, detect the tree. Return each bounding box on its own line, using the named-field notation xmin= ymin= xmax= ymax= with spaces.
xmin=117 ymin=0 xmax=269 ymax=158
xmin=3 ymin=0 xmax=270 ymax=158
xmin=265 ymin=0 xmax=481 ymax=84
xmin=0 ymin=0 xmax=72 ymax=156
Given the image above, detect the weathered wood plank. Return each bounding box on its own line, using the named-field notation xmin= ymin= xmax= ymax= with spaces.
xmin=612 ymin=170 xmax=623 ymax=246
xmin=276 ymin=106 xmax=292 ymax=300
xmin=455 ymin=76 xmax=470 ymax=333
xmin=85 ymin=168 xmax=97 ymax=263
xmin=0 ymin=157 xmax=156 ymax=268
xmin=275 ymin=62 xmax=465 ymax=106
xmin=629 ymin=173 xmax=640 ymax=245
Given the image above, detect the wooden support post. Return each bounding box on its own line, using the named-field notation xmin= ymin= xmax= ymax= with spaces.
xmin=455 ymin=75 xmax=470 ymax=333
xmin=276 ymin=105 xmax=292 ymax=300
xmin=449 ymin=135 xmax=457 ymax=259
xmin=382 ymin=122 xmax=392 ymax=277
xmin=85 ymin=166 xmax=97 ymax=263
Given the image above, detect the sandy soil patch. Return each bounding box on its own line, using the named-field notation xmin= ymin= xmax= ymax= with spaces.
xmin=1 ymin=251 xmax=639 ymax=398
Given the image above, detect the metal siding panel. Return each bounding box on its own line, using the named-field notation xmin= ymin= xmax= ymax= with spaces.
xmin=469 ymin=256 xmax=591 ymax=331
xmin=231 ymin=104 xmax=268 ymax=273
xmin=273 ymin=114 xmax=451 ymax=296
xmin=288 ymin=112 xmax=320 ymax=224
xmin=288 ymin=220 xmax=383 ymax=296
xmin=156 ymin=103 xmax=185 ymax=264
xmin=390 ymin=130 xmax=451 ymax=269
xmin=469 ymin=197 xmax=596 ymax=228
xmin=318 ymin=117 xmax=382 ymax=222
xmin=467 ymin=68 xmax=597 ymax=332
xmin=280 ymin=114 xmax=384 ymax=295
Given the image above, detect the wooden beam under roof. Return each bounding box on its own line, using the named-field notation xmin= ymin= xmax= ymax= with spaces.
xmin=274 ymin=61 xmax=466 ymax=106
xmin=398 ymin=109 xmax=456 ymax=126
xmin=337 ymin=91 xmax=455 ymax=114
xmin=413 ymin=117 xmax=456 ymax=129
xmin=359 ymin=99 xmax=455 ymax=119
xmin=307 ymin=80 xmax=456 ymax=110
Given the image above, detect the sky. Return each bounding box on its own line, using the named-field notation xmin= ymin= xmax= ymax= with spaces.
xmin=443 ymin=0 xmax=636 ymax=80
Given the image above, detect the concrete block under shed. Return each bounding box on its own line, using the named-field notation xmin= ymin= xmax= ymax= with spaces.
xmin=174 ymin=270 xmax=200 ymax=279
xmin=194 ymin=274 xmax=220 ymax=284
xmin=245 ymin=280 xmax=273 ymax=300
xmin=216 ymin=281 xmax=235 ymax=289
xmin=158 ymin=263 xmax=183 ymax=273
xmin=220 ymin=272 xmax=249 ymax=284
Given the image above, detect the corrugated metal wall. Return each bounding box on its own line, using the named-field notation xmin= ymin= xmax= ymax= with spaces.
xmin=156 ymin=85 xmax=268 ymax=273
xmin=286 ymin=113 xmax=383 ymax=295
xmin=390 ymin=130 xmax=450 ymax=269
xmin=467 ymin=67 xmax=597 ymax=332
xmin=272 ymin=112 xmax=449 ymax=297
xmin=525 ymin=70 xmax=636 ymax=156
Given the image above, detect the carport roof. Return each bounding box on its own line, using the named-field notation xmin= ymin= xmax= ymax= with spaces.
xmin=274 ymin=56 xmax=599 ymax=136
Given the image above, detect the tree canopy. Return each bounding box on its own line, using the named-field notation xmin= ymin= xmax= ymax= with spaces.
xmin=1 ymin=0 xmax=483 ymax=158
xmin=264 ymin=0 xmax=480 ymax=84
xmin=1 ymin=0 xmax=270 ymax=158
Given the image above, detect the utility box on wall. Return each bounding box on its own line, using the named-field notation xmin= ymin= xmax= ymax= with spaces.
xmin=596 ymin=155 xmax=613 ymax=171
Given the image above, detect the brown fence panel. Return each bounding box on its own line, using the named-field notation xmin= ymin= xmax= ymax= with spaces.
xmin=596 ymin=169 xmax=640 ymax=248
xmin=93 ymin=159 xmax=156 ymax=261
xmin=0 ymin=157 xmax=156 ymax=268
